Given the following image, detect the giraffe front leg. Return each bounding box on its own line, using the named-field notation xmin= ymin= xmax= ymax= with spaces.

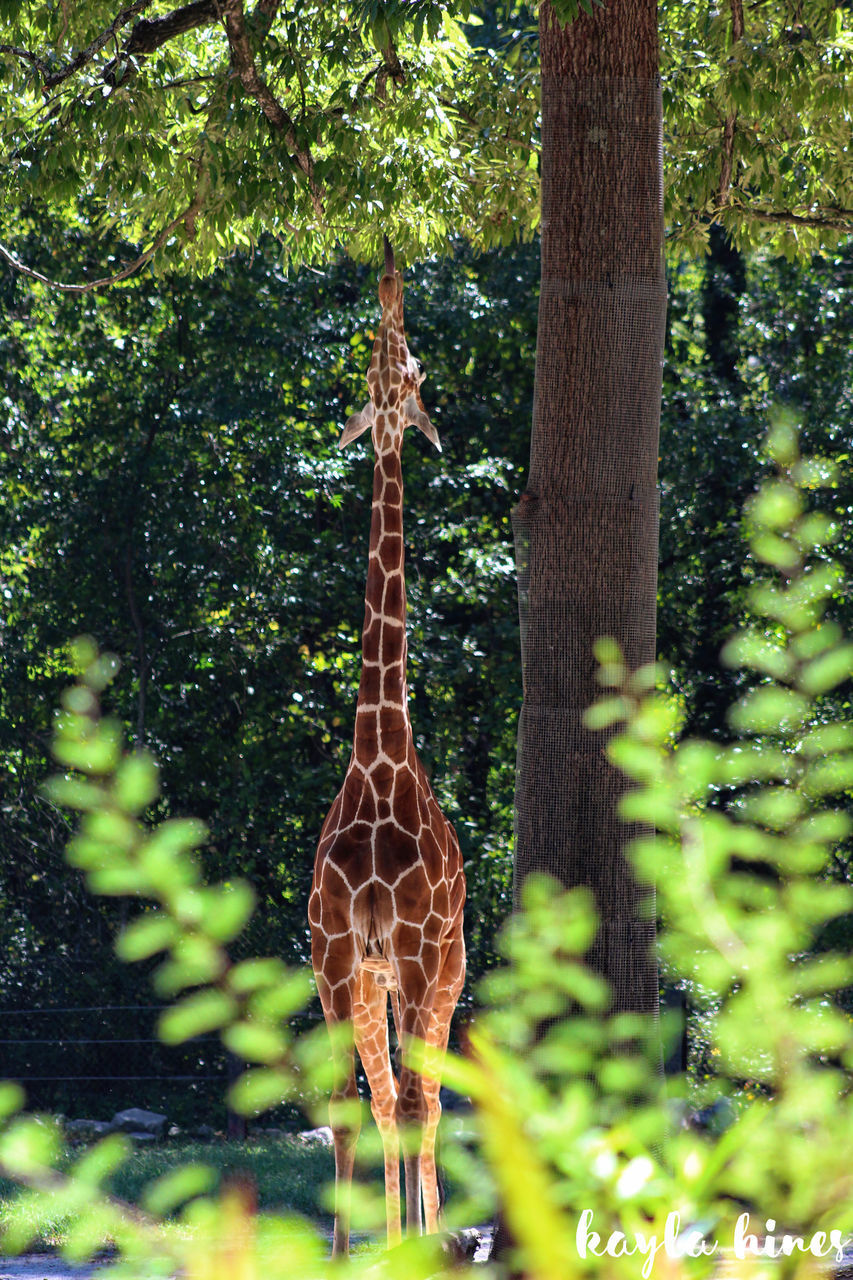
xmin=398 ymin=1070 xmax=427 ymax=1239
xmin=394 ymin=964 xmax=434 ymax=1239
xmin=377 ymin=1107 xmax=401 ymax=1249
xmin=353 ymin=970 xmax=401 ymax=1250
xmin=311 ymin=942 xmax=361 ymax=1258
xmin=329 ymin=1060 xmax=361 ymax=1257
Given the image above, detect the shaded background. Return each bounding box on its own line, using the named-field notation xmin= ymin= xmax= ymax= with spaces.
xmin=1 ymin=223 xmax=851 ymax=1123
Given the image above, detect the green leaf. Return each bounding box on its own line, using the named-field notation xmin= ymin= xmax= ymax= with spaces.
xmin=728 ymin=685 xmax=810 ymax=735
xmin=798 ymin=723 xmax=853 ymax=758
xmin=750 ymin=531 xmax=801 ymax=570
xmin=793 ymin=810 xmax=852 ymax=845
xmin=87 ymin=865 xmax=148 ymax=895
xmin=113 ymin=753 xmax=160 ymax=813
xmin=721 ymin=631 xmax=794 ymax=680
xmin=227 ymin=1067 xmax=292 ymax=1115
xmin=116 ymin=912 xmax=179 ymax=962
xmin=803 ymin=755 xmax=853 ymax=798
xmin=619 ymin=787 xmax=680 ymax=827
xmin=82 ymin=809 xmax=138 ymax=852
xmin=61 ymin=685 xmax=97 ymax=716
xmin=739 ymin=788 xmax=806 ymax=831
xmin=607 ymin=736 xmax=662 ymax=781
xmin=792 ymin=622 xmax=843 ymax=660
xmin=228 ymin=958 xmax=291 ymax=994
xmin=248 ymin=969 xmax=314 ymax=1021
xmin=147 ymin=817 xmax=208 ymax=855
xmin=747 ymin=481 xmax=802 ymax=530
xmin=159 ymin=990 xmax=238 ymax=1044
xmin=73 ymin=1135 xmax=130 ymax=1187
xmin=52 ymin=721 xmax=122 ymax=775
xmin=0 ymin=1083 xmax=25 ymax=1120
xmin=138 ymin=820 xmax=207 ymax=895
xmin=154 ymin=935 xmax=226 ymax=995
xmin=584 ymin=695 xmax=629 ymax=730
xmin=592 ymin=636 xmax=625 ymax=686
xmin=62 ymin=1205 xmax=124 ymax=1264
xmin=142 ymin=1163 xmax=216 ymax=1215
xmin=222 ymin=1020 xmax=288 ymax=1064
xmin=82 ymin=653 xmax=120 ymax=692
xmin=43 ymin=775 xmax=110 ymax=812
xmin=792 ymin=456 xmax=838 ymax=489
xmin=796 ymin=513 xmax=838 ymax=549
xmin=0 ymin=1117 xmax=62 ymax=1174
xmin=799 ymin=644 xmax=853 ymax=695
xmin=198 ymin=881 xmax=256 ymax=943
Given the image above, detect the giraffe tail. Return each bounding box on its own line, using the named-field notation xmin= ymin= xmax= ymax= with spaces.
xmin=358 ymin=957 xmax=403 ymax=1053
xmin=390 ymin=986 xmax=402 ymax=1045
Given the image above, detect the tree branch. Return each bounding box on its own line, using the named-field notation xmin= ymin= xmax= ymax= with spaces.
xmin=742 ymin=206 xmax=853 ymax=232
xmin=0 ymin=181 xmax=207 ymax=293
xmin=719 ymin=0 xmax=745 ymax=207
xmin=40 ymin=0 xmax=154 ymax=89
xmin=257 ymin=0 xmax=281 ymax=21
xmin=0 ymin=44 xmax=52 ymax=76
xmin=124 ymin=0 xmax=220 ymax=55
xmin=374 ymin=33 xmax=405 ymax=103
xmin=221 ymin=0 xmax=323 ymax=218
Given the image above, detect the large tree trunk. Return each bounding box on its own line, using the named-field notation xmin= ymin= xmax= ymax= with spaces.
xmin=512 ymin=0 xmax=666 ymax=1017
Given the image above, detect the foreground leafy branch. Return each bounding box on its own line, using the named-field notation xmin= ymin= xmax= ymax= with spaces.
xmin=1 ymin=416 xmax=852 ymax=1279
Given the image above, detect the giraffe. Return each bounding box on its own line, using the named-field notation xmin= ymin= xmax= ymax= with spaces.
xmin=309 ymin=244 xmax=466 ymax=1257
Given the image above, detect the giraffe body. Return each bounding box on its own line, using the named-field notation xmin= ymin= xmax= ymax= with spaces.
xmin=309 ymin=268 xmax=465 ymax=1255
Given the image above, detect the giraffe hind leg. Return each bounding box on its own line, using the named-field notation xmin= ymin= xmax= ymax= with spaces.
xmin=311 ymin=933 xmax=364 ymax=1259
xmin=320 ymin=990 xmax=361 ymax=1258
xmin=421 ymin=931 xmax=466 ymax=1234
xmin=354 ymin=968 xmax=401 ymax=1249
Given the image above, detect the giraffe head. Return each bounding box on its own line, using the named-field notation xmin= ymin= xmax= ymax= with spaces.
xmin=339 ymin=270 xmax=440 ymax=453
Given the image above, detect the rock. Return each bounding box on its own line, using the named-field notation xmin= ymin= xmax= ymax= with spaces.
xmin=65 ymin=1118 xmax=111 ymax=1141
xmin=248 ymin=1126 xmax=287 ymax=1139
xmin=168 ymin=1124 xmax=182 ymax=1138
xmin=109 ymin=1108 xmax=168 ymax=1139
xmin=126 ymin=1131 xmax=158 ymax=1144
xmin=297 ymin=1125 xmax=334 ymax=1146
xmin=439 ymin=1086 xmax=472 ymax=1113
xmin=440 ymin=1228 xmax=483 ymax=1264
xmin=690 ymin=1097 xmax=735 ymax=1134
xmin=190 ymin=1124 xmax=216 ymax=1143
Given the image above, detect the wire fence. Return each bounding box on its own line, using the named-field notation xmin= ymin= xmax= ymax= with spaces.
xmin=2 ymin=992 xmax=688 ymax=1135
xmin=1 ymin=1004 xmax=254 ymax=1130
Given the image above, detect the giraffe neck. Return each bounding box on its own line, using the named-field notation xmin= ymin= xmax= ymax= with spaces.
xmin=354 ymin=439 xmax=413 ymax=767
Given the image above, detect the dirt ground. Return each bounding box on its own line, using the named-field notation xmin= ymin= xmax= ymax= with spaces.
xmin=0 ymin=1259 xmax=100 ymax=1280
xmin=0 ymin=1228 xmax=494 ymax=1278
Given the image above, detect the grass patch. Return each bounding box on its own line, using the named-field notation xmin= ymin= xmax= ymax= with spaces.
xmin=111 ymin=1138 xmax=335 ymax=1220
xmin=0 ymin=1137 xmax=335 ymax=1250
xmin=0 ymin=1118 xmax=488 ymax=1252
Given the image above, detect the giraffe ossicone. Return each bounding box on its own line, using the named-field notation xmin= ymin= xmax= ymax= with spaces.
xmin=309 ymin=255 xmax=466 ymax=1257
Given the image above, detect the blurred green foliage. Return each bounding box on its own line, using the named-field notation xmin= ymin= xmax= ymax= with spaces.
xmin=1 ymin=420 xmax=851 ymax=1280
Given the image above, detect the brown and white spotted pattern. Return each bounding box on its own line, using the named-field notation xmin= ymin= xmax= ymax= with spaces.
xmin=309 ymin=269 xmax=466 ymax=1256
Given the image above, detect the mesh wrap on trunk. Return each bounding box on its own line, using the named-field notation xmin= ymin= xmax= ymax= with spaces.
xmin=512 ymin=72 xmax=666 ymax=1020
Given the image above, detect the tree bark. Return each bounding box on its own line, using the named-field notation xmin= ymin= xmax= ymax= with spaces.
xmin=124 ymin=0 xmax=219 ymax=56
xmin=512 ymin=0 xmax=666 ymax=1016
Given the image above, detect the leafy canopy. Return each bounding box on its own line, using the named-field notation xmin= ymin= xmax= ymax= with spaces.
xmin=1 ymin=0 xmax=852 ymax=279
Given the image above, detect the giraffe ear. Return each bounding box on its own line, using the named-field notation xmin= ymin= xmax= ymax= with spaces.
xmin=403 ymin=394 xmax=441 ymax=452
xmin=338 ymin=401 xmax=374 ymax=449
